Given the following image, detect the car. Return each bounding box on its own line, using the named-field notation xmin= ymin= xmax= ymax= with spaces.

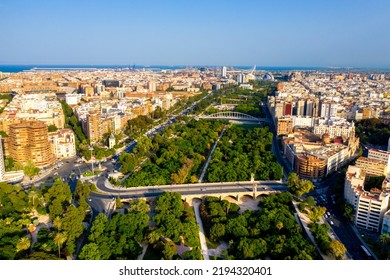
xmin=329 ymin=220 xmax=334 ymax=225
xmin=87 ymin=198 xmax=92 ymax=202
xmin=327 ymin=212 xmax=331 ymax=216
xmin=113 ymin=170 xmax=118 ymax=173
xmin=200 ymin=188 xmax=206 ymax=191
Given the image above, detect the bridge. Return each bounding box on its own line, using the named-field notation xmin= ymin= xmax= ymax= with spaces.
xmin=198 ymin=111 xmax=271 ymax=124
xmin=93 ymin=177 xmax=286 ymax=202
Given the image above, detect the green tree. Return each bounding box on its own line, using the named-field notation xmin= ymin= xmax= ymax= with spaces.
xmin=162 ymin=241 xmax=177 ymax=260
xmin=343 ymin=202 xmax=355 ymax=222
xmin=116 ymin=196 xmax=123 ymax=208
xmin=329 ymin=240 xmax=347 ymax=259
xmin=48 ymin=124 xmax=58 ymax=132
xmin=209 ymin=223 xmax=225 ymax=242
xmin=88 ymin=213 xmax=108 ymax=243
xmin=24 ymin=159 xmax=40 ymax=177
xmin=308 ymin=206 xmax=327 ymax=223
xmin=129 ymin=199 xmax=150 ymax=214
xmin=61 ymin=205 xmax=85 ymax=253
xmin=287 ymin=172 xmax=314 ymax=196
xmin=287 ymin=172 xmax=299 ymax=189
xmin=380 ymin=234 xmax=390 ymax=245
xmin=16 ymin=236 xmax=31 ymax=254
xmin=79 ymin=243 xmax=102 ymax=260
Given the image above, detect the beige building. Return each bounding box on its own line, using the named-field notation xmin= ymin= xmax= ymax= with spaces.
xmin=367 ymin=149 xmax=390 ymax=173
xmin=48 ymin=129 xmax=76 ymax=159
xmin=294 ymin=154 xmax=326 ymax=180
xmin=86 ymin=111 xmax=101 ymax=144
xmin=276 ymin=117 xmax=293 ymax=135
xmin=356 ymin=157 xmax=387 ymax=179
xmin=7 ymin=120 xmax=55 ymax=167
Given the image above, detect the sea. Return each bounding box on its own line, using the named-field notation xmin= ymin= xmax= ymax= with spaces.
xmin=0 ymin=65 xmax=388 ymax=73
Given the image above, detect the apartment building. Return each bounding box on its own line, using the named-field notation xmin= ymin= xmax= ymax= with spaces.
xmin=7 ymin=120 xmax=55 ymax=167
xmin=344 ymin=165 xmax=390 ymax=232
xmin=313 ymin=121 xmax=355 ymax=140
xmin=355 ymin=156 xmax=387 ymax=179
xmin=368 ymin=149 xmax=390 ymax=173
xmin=86 ymin=111 xmax=101 ymax=144
xmin=276 ymin=117 xmax=293 ymax=135
xmin=294 ymin=153 xmax=326 ymax=179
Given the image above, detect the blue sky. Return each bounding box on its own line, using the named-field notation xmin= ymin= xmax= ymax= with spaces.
xmin=0 ymin=0 xmax=389 ymax=67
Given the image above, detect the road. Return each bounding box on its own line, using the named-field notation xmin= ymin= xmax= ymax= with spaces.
xmin=94 ymin=176 xmax=287 ymax=198
xmin=312 ymin=175 xmax=370 ymax=260
xmin=262 ymin=104 xmax=292 ymax=179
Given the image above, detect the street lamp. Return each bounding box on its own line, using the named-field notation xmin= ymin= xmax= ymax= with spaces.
xmin=89 ymin=146 xmax=94 ymax=175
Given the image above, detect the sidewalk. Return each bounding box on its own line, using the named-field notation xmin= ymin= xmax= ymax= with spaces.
xmin=192 ymin=199 xmax=209 ymax=260
xmin=292 ymin=201 xmax=350 ymax=260
xmin=292 ymin=201 xmax=330 ymax=260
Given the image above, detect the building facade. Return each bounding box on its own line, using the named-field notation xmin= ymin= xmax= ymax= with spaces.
xmin=355 ymin=156 xmax=387 ymax=179
xmin=86 ymin=111 xmax=101 ymax=144
xmin=344 ymin=165 xmax=390 ymax=232
xmin=276 ymin=117 xmax=293 ymax=135
xmin=367 ymin=149 xmax=390 ymax=173
xmin=294 ymin=154 xmax=326 ymax=180
xmin=7 ymin=120 xmax=55 ymax=167
xmin=48 ymin=129 xmax=77 ymax=159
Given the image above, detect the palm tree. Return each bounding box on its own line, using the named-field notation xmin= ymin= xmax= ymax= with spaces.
xmin=16 ymin=237 xmax=31 ymax=253
xmin=54 ymin=232 xmax=67 ymax=258
xmin=53 ymin=216 xmax=62 ymax=232
xmin=28 ymin=190 xmax=38 ymax=208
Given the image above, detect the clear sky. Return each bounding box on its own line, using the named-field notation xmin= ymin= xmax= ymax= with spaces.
xmin=1 ymin=0 xmax=389 ymax=67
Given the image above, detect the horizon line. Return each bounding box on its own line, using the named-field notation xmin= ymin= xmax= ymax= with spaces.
xmin=1 ymin=64 xmax=390 ymax=69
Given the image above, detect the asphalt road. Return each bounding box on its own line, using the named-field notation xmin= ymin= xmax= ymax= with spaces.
xmin=313 ymin=176 xmax=370 ymax=260
xmin=93 ymin=176 xmax=287 ymax=199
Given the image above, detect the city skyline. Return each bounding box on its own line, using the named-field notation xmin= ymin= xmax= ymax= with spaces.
xmin=1 ymin=0 xmax=390 ymax=67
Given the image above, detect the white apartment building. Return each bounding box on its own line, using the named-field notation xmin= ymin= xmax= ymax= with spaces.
xmin=65 ymin=93 xmax=81 ymax=105
xmin=344 ymin=165 xmax=390 ymax=232
xmin=48 ymin=129 xmax=77 ymax=159
xmin=356 ymin=191 xmax=389 ymax=232
xmin=313 ymin=121 xmax=355 ymax=139
xmin=293 ymin=116 xmax=314 ymax=128
xmin=320 ymin=102 xmax=338 ymax=120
